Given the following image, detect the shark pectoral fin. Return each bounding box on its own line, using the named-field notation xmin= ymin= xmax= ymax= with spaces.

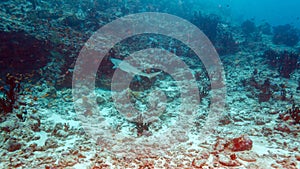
xmin=110 ymin=58 xmax=121 ymax=69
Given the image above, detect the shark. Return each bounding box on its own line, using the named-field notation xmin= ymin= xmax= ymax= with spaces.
xmin=110 ymin=58 xmax=161 ymax=79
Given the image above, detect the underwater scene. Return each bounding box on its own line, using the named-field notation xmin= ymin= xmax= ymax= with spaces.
xmin=1 ymin=0 xmax=300 ymax=168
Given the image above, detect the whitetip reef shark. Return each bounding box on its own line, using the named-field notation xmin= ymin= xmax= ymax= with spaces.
xmin=110 ymin=58 xmax=161 ymax=79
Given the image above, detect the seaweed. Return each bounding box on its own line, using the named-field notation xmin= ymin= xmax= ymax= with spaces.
xmin=131 ymin=114 xmax=152 ymax=137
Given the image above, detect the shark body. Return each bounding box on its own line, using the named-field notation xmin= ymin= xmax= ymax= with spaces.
xmin=111 ymin=58 xmax=161 ymax=79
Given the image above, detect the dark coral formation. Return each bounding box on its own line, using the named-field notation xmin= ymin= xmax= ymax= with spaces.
xmin=257 ymin=78 xmax=272 ymax=103
xmin=289 ymin=106 xmax=300 ymax=124
xmin=242 ymin=71 xmax=292 ymax=103
xmin=191 ymin=11 xmax=239 ymax=55
xmin=259 ymin=22 xmax=272 ymax=35
xmin=262 ymin=49 xmax=299 ymax=78
xmin=279 ymin=105 xmax=300 ymax=124
xmin=242 ymin=77 xmax=273 ymax=103
xmin=272 ymin=24 xmax=299 ymax=46
xmin=192 ymin=12 xmax=220 ymax=43
xmin=0 ymin=75 xmax=21 ymax=114
xmin=214 ymin=29 xmax=239 ymax=56
xmin=0 ymin=31 xmax=51 ymax=78
xmin=241 ymin=20 xmax=256 ymax=35
xmin=132 ymin=114 xmax=152 ymax=137
xmin=278 ymin=51 xmax=299 ymax=78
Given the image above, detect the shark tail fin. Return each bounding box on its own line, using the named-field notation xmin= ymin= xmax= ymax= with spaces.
xmin=145 ymin=71 xmax=161 ymax=79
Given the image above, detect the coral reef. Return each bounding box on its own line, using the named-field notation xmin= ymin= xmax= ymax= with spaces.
xmin=131 ymin=114 xmax=152 ymax=137
xmin=0 ymin=74 xmax=21 ymax=114
xmin=0 ymin=31 xmax=51 ymax=77
xmin=272 ymin=24 xmax=299 ymax=46
xmin=262 ymin=49 xmax=299 ymax=78
xmin=258 ymin=78 xmax=272 ymax=103
xmin=241 ymin=70 xmax=293 ymax=103
xmin=259 ymin=22 xmax=272 ymax=35
xmin=225 ymin=135 xmax=253 ymax=152
xmin=192 ymin=11 xmax=220 ymax=43
xmin=214 ymin=29 xmax=239 ymax=56
xmin=191 ymin=11 xmax=239 ymax=55
xmin=241 ymin=20 xmax=256 ymax=35
xmin=1 ymin=0 xmax=300 ymax=168
xmin=279 ymin=105 xmax=300 ymax=124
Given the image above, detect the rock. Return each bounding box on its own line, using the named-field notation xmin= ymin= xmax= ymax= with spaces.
xmin=54 ymin=130 xmax=69 ymax=138
xmin=96 ymin=96 xmax=106 ymax=105
xmin=30 ymin=118 xmax=41 ymax=132
xmin=53 ymin=123 xmax=63 ymax=131
xmin=237 ymin=151 xmax=258 ymax=162
xmin=218 ymin=154 xmax=241 ymax=167
xmin=247 ymin=163 xmax=261 ymax=169
xmin=44 ymin=138 xmax=58 ymax=149
xmin=295 ymin=154 xmax=300 ymax=161
xmin=62 ymin=15 xmax=82 ymax=28
xmin=7 ymin=142 xmax=22 ymax=152
xmin=29 ymin=143 xmax=37 ymax=152
xmin=37 ymin=10 xmax=52 ymax=19
xmin=226 ymin=135 xmax=253 ymax=152
xmin=192 ymin=158 xmax=206 ymax=168
xmin=0 ymin=118 xmax=17 ymax=132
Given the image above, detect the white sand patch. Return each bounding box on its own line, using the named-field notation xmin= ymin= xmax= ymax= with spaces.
xmin=26 ymin=131 xmax=48 ymax=147
xmin=48 ymin=112 xmax=81 ymax=128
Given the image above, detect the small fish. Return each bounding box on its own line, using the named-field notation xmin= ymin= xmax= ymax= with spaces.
xmin=41 ymin=93 xmax=50 ymax=98
xmin=111 ymin=58 xmax=161 ymax=79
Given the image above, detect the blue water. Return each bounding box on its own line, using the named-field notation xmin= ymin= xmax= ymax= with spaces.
xmin=205 ymin=0 xmax=300 ymax=28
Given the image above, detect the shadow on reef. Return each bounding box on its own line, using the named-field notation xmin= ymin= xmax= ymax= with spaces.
xmin=0 ymin=31 xmax=51 ymax=79
xmin=241 ymin=20 xmax=256 ymax=35
xmin=0 ymin=75 xmax=21 ymax=114
xmin=0 ymin=74 xmax=29 ymax=125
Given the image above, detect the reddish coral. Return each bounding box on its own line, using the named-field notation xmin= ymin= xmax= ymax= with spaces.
xmin=226 ymin=135 xmax=253 ymax=152
xmin=230 ymin=153 xmax=237 ymax=160
xmin=274 ymin=124 xmax=291 ymax=133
